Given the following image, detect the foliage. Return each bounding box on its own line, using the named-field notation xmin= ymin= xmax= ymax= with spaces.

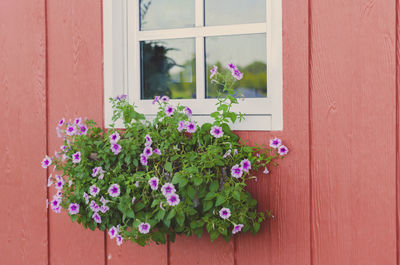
xmin=43 ymin=65 xmax=288 ymax=247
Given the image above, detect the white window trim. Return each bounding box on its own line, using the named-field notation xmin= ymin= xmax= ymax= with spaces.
xmin=103 ymin=0 xmax=282 ymax=130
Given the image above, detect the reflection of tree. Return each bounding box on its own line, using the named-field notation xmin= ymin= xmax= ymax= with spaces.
xmin=206 ymin=61 xmax=267 ymax=98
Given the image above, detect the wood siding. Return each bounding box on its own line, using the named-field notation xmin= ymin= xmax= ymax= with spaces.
xmin=0 ymin=0 xmax=399 ymax=264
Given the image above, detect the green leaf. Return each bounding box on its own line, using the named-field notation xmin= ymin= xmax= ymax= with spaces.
xmin=88 ymin=221 xmax=96 ymax=231
xmin=151 ymin=232 xmax=166 ymax=244
xmin=166 ymin=209 xmax=176 ymax=220
xmin=126 ymin=209 xmax=135 ymax=218
xmin=187 ymin=185 xmax=196 ymax=199
xmin=209 ymin=181 xmax=219 ymax=192
xmin=203 ymin=200 xmax=213 ymax=212
xmin=176 ymin=210 xmax=185 ymax=227
xmin=193 ymin=176 xmax=203 ymax=186
xmin=210 ymin=230 xmax=219 ymax=242
xmin=215 ymin=195 xmax=226 ymax=206
xmin=233 ymin=191 xmax=241 ymax=201
xmin=204 ymin=192 xmax=216 ymax=200
xmin=165 ymin=161 xmax=173 ymax=172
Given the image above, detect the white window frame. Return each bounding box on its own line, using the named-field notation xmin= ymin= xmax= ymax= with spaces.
xmin=103 ymin=0 xmax=282 ymax=130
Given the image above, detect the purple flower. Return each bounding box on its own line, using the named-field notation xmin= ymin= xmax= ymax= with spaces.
xmin=132 ymin=196 xmax=136 ymax=204
xmin=232 ymin=224 xmax=244 ymax=234
xmin=78 ymin=125 xmax=88 ymax=135
xmin=232 ymin=69 xmax=243 ymax=80
xmin=138 ymin=222 xmax=151 ymax=234
xmin=55 ymin=179 xmax=65 ymax=190
xmin=74 ymin=117 xmax=82 ymax=125
xmin=148 ymin=177 xmax=159 ymax=191
xmin=109 ymin=132 xmax=120 ymax=144
xmin=166 ymin=193 xmax=180 ymax=206
xmin=231 ymin=164 xmax=243 ymax=178
xmin=92 ymin=212 xmax=102 ymax=224
xmin=185 ymin=107 xmax=192 ymax=117
xmin=83 ymin=192 xmax=90 ymax=204
xmin=58 ymin=118 xmax=65 ymax=126
xmin=228 ymin=63 xmax=237 ymax=72
xmin=161 ymin=183 xmax=176 ymax=197
xmin=111 ymin=143 xmax=122 ymax=155
xmin=51 ymin=197 xmax=61 ymax=209
xmin=108 ymin=226 xmax=118 ymax=239
xmin=145 ymin=134 xmax=152 ymax=146
xmin=100 ymin=205 xmax=110 ymax=214
xmin=210 ymin=126 xmax=224 ymax=138
xmin=154 ymin=148 xmax=161 ymax=155
xmin=68 ymin=203 xmax=80 ymax=215
xmin=143 ymin=146 xmax=153 ymax=157
xmin=52 ymin=206 xmax=61 ymax=214
xmin=114 ymin=94 xmax=128 ymax=101
xmin=108 ymin=184 xmax=121 ymax=197
xmin=210 ymin=65 xmax=218 ymax=79
xmin=219 ymin=207 xmax=231 ymax=219
xmin=165 ymin=105 xmax=174 ymax=116
xmin=41 ymin=156 xmax=52 ymax=168
xmin=223 ymin=150 xmax=231 ymax=158
xmin=100 ymin=196 xmax=107 ymax=205
xmin=92 ymin=167 xmax=101 ymax=177
xmin=186 ymin=122 xmax=197 ymax=133
xmin=233 ymin=149 xmax=238 ymax=155
xmin=47 ymin=175 xmax=53 ymax=187
xmin=89 ymin=185 xmax=100 ymax=197
xmin=66 ymin=125 xmax=77 ymax=136
xmin=116 ymin=235 xmax=123 ymax=246
xmin=269 ymin=138 xmax=282 ymax=149
xmin=278 ymin=145 xmax=289 ymax=156
xmin=263 ymin=167 xmax=269 ymax=174
xmin=90 ymin=200 xmax=100 ymax=212
xmin=161 ymin=96 xmax=169 ymax=103
xmin=140 ymin=154 xmax=148 ymax=166
xmin=152 ymin=96 xmax=160 ymax=104
xmin=240 ymin=159 xmax=251 ymax=172
xmin=56 ymin=190 xmax=63 ymax=197
xmin=177 ymin=121 xmax=186 ymax=132
xmin=72 ymin=151 xmax=81 ymax=163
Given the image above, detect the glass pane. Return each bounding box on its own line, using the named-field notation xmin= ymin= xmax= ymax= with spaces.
xmin=140 ymin=0 xmax=195 ymax=30
xmin=140 ymin=38 xmax=196 ymax=99
xmin=205 ymin=0 xmax=266 ymax=26
xmin=205 ymin=34 xmax=267 ymax=98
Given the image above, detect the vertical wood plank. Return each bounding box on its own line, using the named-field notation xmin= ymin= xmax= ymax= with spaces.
xmin=47 ymin=0 xmax=105 ymax=264
xmin=397 ymin=0 xmax=400 ymax=263
xmin=107 ymin=241 xmax=167 ymax=265
xmin=235 ymin=0 xmax=311 ymax=264
xmin=0 ymin=0 xmax=48 ymax=264
xmin=311 ymin=0 xmax=397 ymax=264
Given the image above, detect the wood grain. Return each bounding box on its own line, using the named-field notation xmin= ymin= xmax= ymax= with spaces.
xmin=310 ymin=0 xmax=397 ymax=264
xmin=47 ymin=0 xmax=105 ymax=264
xmin=0 ymin=0 xmax=48 ymax=264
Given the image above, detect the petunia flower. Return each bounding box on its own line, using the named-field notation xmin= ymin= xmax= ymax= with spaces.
xmin=161 ymin=183 xmax=176 ymax=197
xmin=269 ymin=138 xmax=282 ymax=149
xmin=41 ymin=156 xmax=52 ymax=168
xmin=55 ymin=179 xmax=65 ymax=190
xmin=90 ymin=200 xmax=100 ymax=212
xmin=232 ymin=224 xmax=244 ymax=234
xmin=152 ymin=96 xmax=160 ymax=105
xmin=185 ymin=106 xmax=192 ymax=117
xmin=72 ymin=151 xmax=81 ymax=163
xmin=161 ymin=96 xmax=169 ymax=103
xmin=58 ymin=118 xmax=65 ymax=126
xmin=138 ymin=222 xmax=151 ymax=234
xmin=116 ymin=235 xmax=123 ymax=246
xmin=92 ymin=212 xmax=102 ymax=224
xmin=111 ymin=143 xmax=122 ymax=155
xmin=66 ymin=125 xmax=77 ymax=136
xmin=145 ymin=134 xmax=152 ymax=146
xmin=219 ymin=207 xmax=231 ymax=219
xmin=148 ymin=177 xmax=159 ymax=191
xmin=166 ymin=193 xmax=180 ymax=206
xmin=89 ymin=185 xmax=100 ymax=197
xmin=108 ymin=184 xmax=121 ymax=197
xmin=143 ymin=146 xmax=153 ymax=157
xmin=83 ymin=192 xmax=90 ymax=204
xmin=177 ymin=121 xmax=186 ymax=132
xmin=74 ymin=117 xmax=82 ymax=125
xmin=68 ymin=203 xmax=80 ymax=215
xmin=232 ymin=69 xmax=243 ymax=80
xmin=154 ymin=148 xmax=161 ymax=155
xmin=100 ymin=205 xmax=109 ymax=214
xmin=278 ymin=145 xmax=289 ymax=156
xmin=210 ymin=126 xmax=224 ymax=138
xmin=165 ymin=105 xmax=174 ymax=116
xmin=231 ymin=165 xmax=243 ymax=178
xmin=186 ymin=122 xmax=197 ymax=133
xmin=223 ymin=150 xmax=231 ymax=158
xmin=109 ymin=132 xmax=120 ymax=144
xmin=240 ymin=159 xmax=251 ymax=172
xmin=210 ymin=65 xmax=218 ymax=79
xmin=108 ymin=226 xmax=118 ymax=239
xmin=263 ymin=167 xmax=269 ymax=174
xmin=228 ymin=63 xmax=237 ymax=72
xmin=140 ymin=154 xmax=148 ymax=166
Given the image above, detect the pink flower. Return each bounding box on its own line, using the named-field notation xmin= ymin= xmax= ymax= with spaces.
xmin=109 ymin=132 xmax=120 ymax=144
xmin=92 ymin=212 xmax=102 ymax=223
xmin=116 ymin=235 xmax=123 ymax=246
xmin=89 ymin=185 xmax=100 ymax=197
xmin=108 ymin=184 xmax=121 ymax=197
xmin=72 ymin=151 xmax=81 ymax=163
xmin=232 ymin=224 xmax=244 ymax=234
xmin=108 ymin=226 xmax=118 ymax=239
xmin=219 ymin=207 xmax=231 ymax=219
xmin=240 ymin=159 xmax=251 ymax=172
xmin=41 ymin=156 xmax=52 ymax=168
xmin=165 ymin=105 xmax=174 ymax=116
xmin=68 ymin=203 xmax=80 ymax=215
xmin=58 ymin=118 xmax=65 ymax=126
xmin=177 ymin=121 xmax=186 ymax=132
xmin=143 ymin=146 xmax=153 ymax=157
xmin=278 ymin=145 xmax=289 ymax=156
xmin=79 ymin=125 xmax=88 ymax=135
xmin=210 ymin=65 xmax=218 ymax=79
xmin=66 ymin=125 xmax=77 ymax=136
xmin=148 ymin=177 xmax=159 ymax=191
xmin=145 ymin=134 xmax=152 ymax=146
xmin=186 ymin=122 xmax=197 ymax=133
xmin=111 ymin=143 xmax=122 ymax=155
xmin=269 ymin=138 xmax=282 ymax=149
xmin=231 ymin=164 xmax=243 ymax=178
xmin=140 ymin=154 xmax=148 ymax=166
xmin=263 ymin=167 xmax=269 ymax=174
xmin=166 ymin=193 xmax=180 ymax=206
xmin=152 ymin=96 xmax=160 ymax=104
xmin=232 ymin=69 xmax=243 ymax=80
xmin=74 ymin=117 xmax=82 ymax=125
xmin=138 ymin=222 xmax=151 ymax=234
xmin=154 ymin=148 xmax=161 ymax=155
xmin=161 ymin=96 xmax=169 ymax=103
xmin=161 ymin=183 xmax=176 ymax=197
xmin=210 ymin=126 xmax=224 ymax=138
xmin=185 ymin=107 xmax=192 ymax=117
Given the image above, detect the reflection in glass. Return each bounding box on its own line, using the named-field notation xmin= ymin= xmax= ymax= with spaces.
xmin=205 ymin=0 xmax=266 ymax=26
xmin=205 ymin=34 xmax=267 ymax=98
xmin=140 ymin=38 xmax=196 ymax=99
xmin=140 ymin=0 xmax=195 ymax=30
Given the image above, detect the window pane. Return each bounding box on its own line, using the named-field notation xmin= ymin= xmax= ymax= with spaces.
xmin=205 ymin=0 xmax=266 ymax=26
xmin=139 ymin=0 xmax=195 ymax=30
xmin=140 ymin=38 xmax=196 ymax=99
xmin=205 ymin=34 xmax=267 ymax=98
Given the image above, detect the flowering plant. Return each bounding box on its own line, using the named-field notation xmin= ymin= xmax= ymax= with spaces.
xmin=42 ymin=65 xmax=288 ymax=247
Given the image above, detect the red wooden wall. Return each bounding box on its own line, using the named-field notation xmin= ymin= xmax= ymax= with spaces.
xmin=0 ymin=0 xmax=399 ymax=264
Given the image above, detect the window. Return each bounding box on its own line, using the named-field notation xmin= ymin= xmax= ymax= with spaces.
xmin=103 ymin=0 xmax=282 ymax=130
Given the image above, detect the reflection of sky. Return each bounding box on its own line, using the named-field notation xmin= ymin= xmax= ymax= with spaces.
xmin=140 ymin=0 xmax=195 ymax=30
xmin=205 ymin=0 xmax=266 ymax=26
xmin=206 ymin=33 xmax=266 ymax=67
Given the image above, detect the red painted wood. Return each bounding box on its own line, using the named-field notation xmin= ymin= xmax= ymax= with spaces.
xmin=234 ymin=0 xmax=311 ymax=264
xmin=47 ymin=0 xmax=105 ymax=264
xmin=107 ymin=240 xmax=167 ymax=265
xmin=0 ymin=0 xmax=48 ymax=264
xmin=310 ymin=0 xmax=397 ymax=264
